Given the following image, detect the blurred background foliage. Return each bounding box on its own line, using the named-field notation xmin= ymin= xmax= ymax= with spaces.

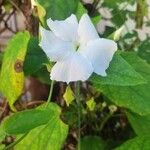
xmin=0 ymin=0 xmax=150 ymax=150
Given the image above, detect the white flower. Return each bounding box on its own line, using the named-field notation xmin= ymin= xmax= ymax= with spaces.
xmin=39 ymin=14 xmax=117 ymax=83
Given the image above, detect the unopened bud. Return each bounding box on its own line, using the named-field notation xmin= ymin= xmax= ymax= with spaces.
xmin=114 ymin=26 xmax=124 ymax=41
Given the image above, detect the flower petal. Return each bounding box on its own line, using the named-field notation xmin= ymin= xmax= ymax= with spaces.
xmin=39 ymin=27 xmax=74 ymax=61
xmin=78 ymin=14 xmax=99 ymax=45
xmin=79 ymin=38 xmax=117 ymax=76
xmin=47 ymin=14 xmax=78 ymax=41
xmin=50 ymin=53 xmax=93 ymax=83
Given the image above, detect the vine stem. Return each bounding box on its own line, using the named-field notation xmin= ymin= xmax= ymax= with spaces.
xmin=135 ymin=0 xmax=146 ymax=28
xmin=45 ymin=80 xmax=55 ymax=107
xmin=75 ymin=81 xmax=81 ymax=150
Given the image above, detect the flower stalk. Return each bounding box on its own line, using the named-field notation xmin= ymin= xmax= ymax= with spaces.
xmin=75 ymin=81 xmax=81 ymax=150
xmin=45 ymin=80 xmax=55 ymax=107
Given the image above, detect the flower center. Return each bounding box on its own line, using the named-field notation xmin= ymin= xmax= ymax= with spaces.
xmin=74 ymin=41 xmax=80 ymax=51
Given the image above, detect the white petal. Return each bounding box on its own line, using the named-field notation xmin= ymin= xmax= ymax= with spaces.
xmin=78 ymin=14 xmax=99 ymax=45
xmin=50 ymin=53 xmax=93 ymax=83
xmin=47 ymin=14 xmax=78 ymax=41
xmin=79 ymin=38 xmax=117 ymax=76
xmin=39 ymin=27 xmax=74 ymax=61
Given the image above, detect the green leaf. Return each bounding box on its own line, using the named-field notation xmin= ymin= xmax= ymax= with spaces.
xmin=0 ymin=32 xmax=30 ymax=111
xmin=102 ymin=0 xmax=125 ymax=8
xmin=23 ymin=37 xmax=49 ymax=76
xmin=138 ymin=38 xmax=150 ymax=64
xmin=126 ymin=111 xmax=150 ymax=136
xmin=90 ymin=53 xmax=146 ymax=86
xmin=0 ymin=144 xmax=5 ymax=150
xmin=63 ymin=85 xmax=75 ymax=106
xmin=80 ymin=136 xmax=105 ymax=150
xmin=91 ymin=15 xmax=101 ymax=25
xmin=1 ymin=109 xmax=53 ymax=135
xmin=76 ymin=2 xmax=87 ymax=19
xmin=14 ymin=103 xmax=68 ymax=150
xmin=0 ymin=126 xmax=6 ymax=143
xmin=0 ymin=53 xmax=3 ymax=69
xmin=32 ymin=67 xmax=51 ymax=84
xmin=115 ymin=136 xmax=150 ymax=150
xmin=0 ymin=53 xmax=3 ymax=62
xmin=86 ymin=97 xmax=96 ymax=111
xmin=92 ymin=52 xmax=150 ymax=115
xmin=36 ymin=0 xmax=79 ymax=26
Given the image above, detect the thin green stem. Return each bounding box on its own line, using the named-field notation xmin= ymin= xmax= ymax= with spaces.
xmin=45 ymin=80 xmax=55 ymax=107
xmin=99 ymin=113 xmax=112 ymax=132
xmin=3 ymin=132 xmax=28 ymax=150
xmin=75 ymin=82 xmax=81 ymax=150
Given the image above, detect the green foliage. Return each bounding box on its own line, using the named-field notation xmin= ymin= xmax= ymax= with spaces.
xmin=32 ymin=67 xmax=51 ymax=84
xmin=0 ymin=53 xmax=3 ymax=68
xmin=0 ymin=144 xmax=5 ymax=150
xmin=91 ymin=15 xmax=101 ymax=25
xmin=63 ymin=104 xmax=78 ymax=126
xmin=36 ymin=0 xmax=79 ymax=26
xmin=115 ymin=136 xmax=150 ymax=150
xmin=23 ymin=37 xmax=49 ymax=76
xmin=0 ymin=126 xmax=6 ymax=143
xmin=0 ymin=103 xmax=68 ymax=150
xmin=63 ymin=85 xmax=75 ymax=106
xmin=76 ymin=1 xmax=87 ymax=19
xmin=0 ymin=53 xmax=3 ymax=61
xmin=1 ymin=109 xmax=53 ymax=134
xmin=138 ymin=38 xmax=150 ymax=64
xmin=1 ymin=0 xmax=150 ymax=149
xmin=102 ymin=0 xmax=126 ymax=8
xmin=0 ymin=32 xmax=30 ymax=111
xmin=14 ymin=103 xmax=68 ymax=150
xmin=86 ymin=97 xmax=96 ymax=111
xmin=102 ymin=0 xmax=134 ymax=27
xmin=80 ymin=136 xmax=105 ymax=150
xmin=92 ymin=52 xmax=150 ymax=115
xmin=90 ymin=53 xmax=146 ymax=86
xmin=126 ymin=111 xmax=150 ymax=136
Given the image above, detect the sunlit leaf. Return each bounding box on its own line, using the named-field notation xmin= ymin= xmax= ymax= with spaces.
xmin=0 ymin=32 xmax=30 ymax=111
xmin=1 ymin=109 xmax=53 ymax=134
xmin=91 ymin=15 xmax=101 ymax=25
xmin=115 ymin=136 xmax=150 ymax=150
xmin=86 ymin=97 xmax=96 ymax=111
xmin=63 ymin=85 xmax=75 ymax=106
xmin=14 ymin=103 xmax=68 ymax=150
